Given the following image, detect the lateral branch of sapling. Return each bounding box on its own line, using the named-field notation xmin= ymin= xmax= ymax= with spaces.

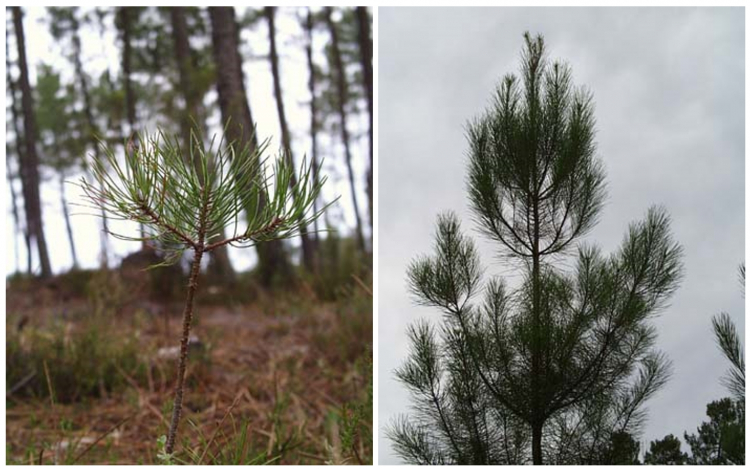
xmin=136 ymin=200 xmax=197 ymax=248
xmin=204 ymin=216 xmax=285 ymax=251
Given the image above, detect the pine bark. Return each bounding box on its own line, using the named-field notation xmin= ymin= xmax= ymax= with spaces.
xmin=355 ymin=7 xmax=373 ymax=237
xmin=266 ymin=7 xmax=314 ymax=272
xmin=304 ymin=9 xmax=321 ymax=251
xmin=171 ymin=6 xmax=234 ymax=283
xmin=12 ymin=6 xmax=52 ymax=278
xmin=5 ymin=31 xmax=32 ymax=275
xmin=118 ymin=7 xmax=146 ymax=246
xmin=324 ymin=7 xmax=366 ymax=253
xmin=119 ymin=7 xmax=137 ymax=136
xmin=6 ymin=156 xmax=23 ymax=273
xmin=209 ymin=6 xmax=290 ymax=287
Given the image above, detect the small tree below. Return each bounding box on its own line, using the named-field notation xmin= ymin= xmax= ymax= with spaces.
xmin=644 ymin=434 xmax=688 ymax=465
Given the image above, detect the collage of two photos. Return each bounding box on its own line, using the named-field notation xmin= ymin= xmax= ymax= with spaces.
xmin=4 ymin=4 xmax=746 ymax=466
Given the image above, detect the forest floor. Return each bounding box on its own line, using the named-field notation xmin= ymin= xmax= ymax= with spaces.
xmin=6 ymin=270 xmax=372 ymax=465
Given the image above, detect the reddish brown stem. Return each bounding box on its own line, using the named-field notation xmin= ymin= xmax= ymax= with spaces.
xmin=165 ymin=246 xmax=204 ymax=454
xmin=137 ymin=202 xmax=196 ymax=248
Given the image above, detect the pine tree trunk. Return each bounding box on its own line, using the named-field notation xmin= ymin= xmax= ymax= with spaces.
xmin=171 ymin=6 xmax=235 ymax=283
xmin=12 ymin=6 xmax=52 ymax=278
xmin=324 ymin=7 xmax=366 ymax=253
xmin=6 ymin=156 xmax=22 ymax=273
xmin=71 ymin=12 xmax=109 ymax=268
xmin=355 ymin=7 xmax=373 ymax=239
xmin=532 ymin=424 xmax=543 ymax=465
xmin=530 ymin=117 xmax=544 ymax=465
xmin=209 ymin=6 xmax=290 ymax=287
xmin=118 ymin=7 xmax=146 ymax=247
xmin=304 ymin=8 xmax=321 ymax=255
xmin=266 ymin=7 xmax=314 ymax=272
xmin=120 ymin=7 xmax=137 ymax=137
xmin=59 ymin=174 xmax=79 ymax=270
xmin=5 ymin=32 xmax=32 ymax=275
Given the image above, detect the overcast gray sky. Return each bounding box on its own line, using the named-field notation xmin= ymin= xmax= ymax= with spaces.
xmin=378 ymin=7 xmax=744 ymax=464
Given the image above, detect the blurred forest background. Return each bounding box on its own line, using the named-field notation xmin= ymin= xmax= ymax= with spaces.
xmin=6 ymin=6 xmax=372 ymax=464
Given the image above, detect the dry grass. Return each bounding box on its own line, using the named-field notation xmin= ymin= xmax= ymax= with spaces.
xmin=6 ymin=270 xmax=372 ymax=465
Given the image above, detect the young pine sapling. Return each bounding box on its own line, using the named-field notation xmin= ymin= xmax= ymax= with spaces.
xmin=78 ymin=129 xmax=329 ymax=456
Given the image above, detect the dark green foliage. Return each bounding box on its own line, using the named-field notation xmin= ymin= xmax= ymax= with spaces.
xmin=467 ymin=44 xmax=606 ymax=260
xmin=598 ymin=431 xmax=641 ymax=465
xmin=713 ymin=312 xmax=745 ymax=404
xmin=389 ymin=33 xmax=684 ymax=465
xmin=712 ymin=264 xmax=745 ymax=404
xmin=644 ymin=434 xmax=688 ymax=465
xmin=685 ymin=398 xmax=744 ymax=465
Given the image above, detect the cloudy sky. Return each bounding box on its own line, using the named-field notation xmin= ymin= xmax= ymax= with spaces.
xmin=6 ymin=7 xmax=369 ymax=275
xmin=378 ymin=7 xmax=744 ymax=463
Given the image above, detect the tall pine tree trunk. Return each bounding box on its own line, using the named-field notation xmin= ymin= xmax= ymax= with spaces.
xmin=355 ymin=7 xmax=373 ymax=239
xmin=59 ymin=174 xmax=79 ymax=269
xmin=530 ymin=98 xmax=544 ymax=466
xmin=119 ymin=7 xmax=137 ymax=138
xmin=12 ymin=6 xmax=52 ymax=278
xmin=209 ymin=6 xmax=291 ymax=287
xmin=71 ymin=11 xmax=109 ymax=268
xmin=266 ymin=7 xmax=314 ymax=272
xmin=118 ymin=7 xmax=146 ymax=247
xmin=6 ymin=31 xmax=32 ymax=275
xmin=304 ymin=8 xmax=321 ymax=251
xmin=324 ymin=7 xmax=366 ymax=253
xmin=171 ymin=6 xmax=234 ymax=283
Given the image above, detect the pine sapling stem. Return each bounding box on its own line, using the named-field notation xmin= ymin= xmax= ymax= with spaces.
xmin=165 ymin=246 xmax=204 ymax=454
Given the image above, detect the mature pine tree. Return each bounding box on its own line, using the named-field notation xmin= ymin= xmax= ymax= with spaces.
xmin=47 ymin=7 xmax=109 ymax=268
xmin=303 ymin=8 xmax=322 ymax=250
xmin=324 ymin=7 xmax=366 ymax=253
xmin=208 ymin=6 xmax=291 ymax=286
xmin=388 ymin=33 xmax=684 ymax=465
xmin=265 ymin=6 xmax=314 ymax=272
xmin=115 ymin=6 xmax=147 ymax=245
xmin=34 ymin=64 xmax=83 ymax=269
xmin=12 ymin=6 xmax=53 ymax=278
xmin=5 ymin=24 xmax=31 ymax=274
xmin=355 ymin=6 xmax=373 ymax=235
